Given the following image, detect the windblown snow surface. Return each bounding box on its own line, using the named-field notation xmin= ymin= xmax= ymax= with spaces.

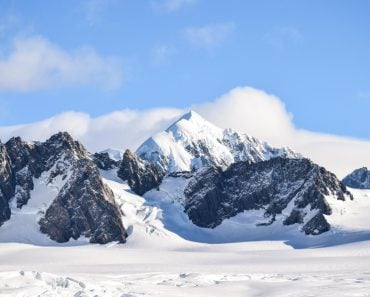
xmin=0 ymin=171 xmax=370 ymax=296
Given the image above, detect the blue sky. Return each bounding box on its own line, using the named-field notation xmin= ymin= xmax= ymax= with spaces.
xmin=0 ymin=0 xmax=369 ymax=140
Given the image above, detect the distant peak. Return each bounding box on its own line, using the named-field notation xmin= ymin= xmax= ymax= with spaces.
xmin=6 ymin=136 xmax=24 ymax=146
xmin=46 ymin=131 xmax=87 ymax=156
xmin=168 ymin=110 xmax=210 ymax=128
xmin=48 ymin=131 xmax=74 ymax=143
xmin=179 ymin=110 xmax=202 ymax=121
xmin=101 ymin=148 xmax=124 ymax=161
xmin=123 ymin=149 xmax=136 ymax=158
xmin=165 ymin=110 xmax=222 ymax=135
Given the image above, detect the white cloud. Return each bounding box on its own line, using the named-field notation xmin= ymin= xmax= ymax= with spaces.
xmin=152 ymin=0 xmax=196 ymax=12
xmin=194 ymin=87 xmax=370 ymax=178
xmin=151 ymin=44 xmax=175 ymax=64
xmin=0 ymin=35 xmax=123 ymax=91
xmin=263 ymin=26 xmax=303 ymax=50
xmin=0 ymin=86 xmax=369 ymax=178
xmin=185 ymin=22 xmax=236 ymax=49
xmin=194 ymin=87 xmax=295 ymax=145
xmin=84 ymin=0 xmax=118 ymax=26
xmin=0 ymin=109 xmax=183 ymax=153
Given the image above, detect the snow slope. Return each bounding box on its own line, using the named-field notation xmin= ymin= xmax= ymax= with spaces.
xmin=100 ymin=148 xmax=124 ymax=161
xmin=0 ymin=172 xmax=370 ymax=296
xmin=136 ymin=111 xmax=299 ymax=173
xmin=0 ymin=163 xmax=89 ymax=246
xmin=2 ymin=166 xmax=369 ymax=250
xmin=0 ymin=238 xmax=370 ymax=296
xmin=144 ymin=177 xmax=370 ymax=248
xmin=100 ymin=170 xmax=370 ymax=249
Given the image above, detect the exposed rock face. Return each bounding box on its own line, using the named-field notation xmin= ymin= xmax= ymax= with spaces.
xmin=0 ymin=132 xmax=127 ymax=244
xmin=184 ymin=158 xmax=352 ymax=235
xmin=93 ymin=152 xmax=119 ymax=170
xmin=118 ymin=150 xmax=163 ymax=196
xmin=342 ymin=167 xmax=370 ymax=189
xmin=137 ymin=111 xmax=300 ymax=174
xmin=39 ymin=159 xmax=126 ymax=244
xmin=0 ymin=142 xmax=13 ymax=225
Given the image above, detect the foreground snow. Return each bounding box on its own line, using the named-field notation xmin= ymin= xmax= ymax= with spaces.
xmin=0 ymin=240 xmax=370 ymax=296
xmin=1 ymin=170 xmax=370 ymax=296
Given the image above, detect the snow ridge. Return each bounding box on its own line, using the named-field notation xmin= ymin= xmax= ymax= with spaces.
xmin=137 ymin=110 xmax=300 ymax=174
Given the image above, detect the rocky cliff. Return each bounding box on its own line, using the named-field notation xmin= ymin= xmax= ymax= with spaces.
xmin=117 ymin=150 xmax=163 ymax=196
xmin=342 ymin=167 xmax=370 ymax=189
xmin=184 ymin=157 xmax=352 ymax=235
xmin=0 ymin=132 xmax=127 ymax=244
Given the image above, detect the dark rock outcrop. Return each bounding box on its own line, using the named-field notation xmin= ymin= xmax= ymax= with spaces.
xmin=118 ymin=150 xmax=163 ymax=196
xmin=93 ymin=152 xmax=119 ymax=170
xmin=184 ymin=157 xmax=352 ymax=235
xmin=0 ymin=142 xmax=13 ymax=225
xmin=342 ymin=167 xmax=370 ymax=189
xmin=0 ymin=132 xmax=127 ymax=244
xmin=39 ymin=159 xmax=126 ymax=244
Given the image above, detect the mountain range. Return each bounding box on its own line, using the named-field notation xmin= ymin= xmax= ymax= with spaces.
xmin=0 ymin=111 xmax=363 ymax=245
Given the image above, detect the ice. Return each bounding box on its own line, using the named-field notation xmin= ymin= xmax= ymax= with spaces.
xmin=100 ymin=148 xmax=125 ymax=161
xmin=0 ymin=240 xmax=370 ymax=296
xmin=0 ymin=167 xmax=370 ymax=296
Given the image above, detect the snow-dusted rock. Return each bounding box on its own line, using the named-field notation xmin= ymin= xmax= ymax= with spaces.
xmin=101 ymin=148 xmax=124 ymax=161
xmin=117 ymin=150 xmax=163 ymax=196
xmin=184 ymin=158 xmax=353 ymax=235
xmin=137 ymin=111 xmax=299 ymax=174
xmin=0 ymin=141 xmax=13 ymax=225
xmin=342 ymin=167 xmax=370 ymax=189
xmin=0 ymin=132 xmax=127 ymax=244
xmin=93 ymin=152 xmax=119 ymax=170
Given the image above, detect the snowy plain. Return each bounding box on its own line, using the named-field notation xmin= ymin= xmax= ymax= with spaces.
xmin=0 ymin=170 xmax=370 ymax=296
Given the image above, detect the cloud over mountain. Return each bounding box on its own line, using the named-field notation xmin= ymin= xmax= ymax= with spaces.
xmin=0 ymin=86 xmax=368 ymax=178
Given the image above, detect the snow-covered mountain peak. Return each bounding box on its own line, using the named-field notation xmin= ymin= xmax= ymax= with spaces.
xmin=165 ymin=110 xmax=223 ymax=140
xmin=171 ymin=110 xmax=202 ymax=122
xmin=137 ymin=111 xmax=300 ymax=174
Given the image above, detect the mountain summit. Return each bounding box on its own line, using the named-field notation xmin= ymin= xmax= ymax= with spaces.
xmin=342 ymin=167 xmax=370 ymax=189
xmin=136 ymin=110 xmax=299 ymax=174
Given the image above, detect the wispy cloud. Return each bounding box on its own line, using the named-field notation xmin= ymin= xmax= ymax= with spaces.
xmin=0 ymin=15 xmax=20 ymax=36
xmin=185 ymin=22 xmax=236 ymax=49
xmin=152 ymin=0 xmax=197 ymax=13
xmin=358 ymin=91 xmax=370 ymax=100
xmin=151 ymin=44 xmax=175 ymax=64
xmin=0 ymin=35 xmax=123 ymax=92
xmin=84 ymin=0 xmax=118 ymax=26
xmin=0 ymin=101 xmax=9 ymax=119
xmin=263 ymin=26 xmax=303 ymax=50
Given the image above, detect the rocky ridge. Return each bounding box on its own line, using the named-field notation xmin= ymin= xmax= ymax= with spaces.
xmin=117 ymin=150 xmax=163 ymax=196
xmin=342 ymin=167 xmax=370 ymax=189
xmin=184 ymin=157 xmax=353 ymax=235
xmin=0 ymin=132 xmax=127 ymax=244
